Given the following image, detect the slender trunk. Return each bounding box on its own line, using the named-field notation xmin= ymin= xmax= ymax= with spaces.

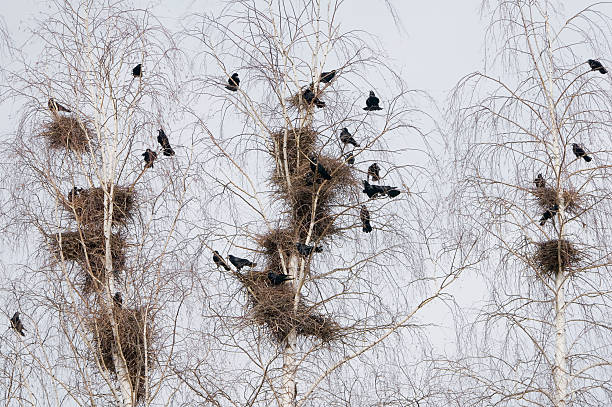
xmin=280 ymin=254 xmax=299 ymax=407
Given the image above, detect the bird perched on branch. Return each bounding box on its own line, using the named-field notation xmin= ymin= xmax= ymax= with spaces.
xmin=343 ymin=151 xmax=355 ymax=165
xmin=534 ymin=173 xmax=545 ymax=189
xmin=48 ymin=98 xmax=71 ymax=113
xmin=363 ymin=91 xmax=382 ymax=111
xmin=309 ymin=155 xmax=332 ymax=180
xmin=157 ymin=129 xmax=175 ymax=156
xmin=213 ymin=250 xmax=231 ymax=271
xmin=296 ymin=242 xmax=323 ymax=256
xmin=142 ymin=149 xmax=157 ymax=169
xmin=113 ymin=292 xmax=123 ymax=307
xmin=228 ymin=254 xmax=257 ymax=271
xmin=268 ymin=271 xmax=292 ymax=286
xmin=10 ymin=312 xmax=25 ymax=336
xmin=225 ymin=73 xmax=240 ymax=91
xmin=67 ymin=186 xmax=84 ymax=202
xmin=132 ymin=63 xmax=142 ymax=77
xmin=572 ymin=143 xmax=592 ymax=162
xmin=539 ymin=204 xmax=559 ymax=226
xmin=360 ymin=205 xmax=372 ymax=233
xmin=302 ymin=88 xmax=325 ymax=108
xmin=368 ymin=163 xmax=381 ymax=182
xmin=340 ymin=128 xmax=359 ymax=147
xmin=363 ymin=180 xmax=400 ymax=198
xmin=587 ymin=59 xmax=608 ymax=74
xmin=319 ymin=69 xmax=336 ymax=84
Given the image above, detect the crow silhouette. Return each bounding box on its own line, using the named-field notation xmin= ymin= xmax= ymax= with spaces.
xmin=48 ymin=98 xmax=71 ymax=113
xmin=113 ymin=292 xmax=123 ymax=307
xmin=340 ymin=128 xmax=359 ymax=147
xmin=534 ymin=173 xmax=545 ymax=189
xmin=309 ymin=155 xmax=332 ymax=180
xmin=296 ymin=242 xmax=323 ymax=256
xmin=225 ymin=73 xmax=240 ymax=91
xmin=268 ymin=271 xmax=292 ymax=286
xmin=572 ymin=143 xmax=592 ymax=162
xmin=303 ymin=88 xmax=325 ymax=108
xmin=588 ymin=59 xmax=608 ymax=74
xmin=213 ymin=250 xmax=231 ymax=271
xmin=157 ymin=129 xmax=175 ymax=156
xmin=368 ymin=163 xmax=381 ymax=181
xmin=319 ymin=69 xmax=336 ymax=83
xmin=10 ymin=312 xmax=25 ymax=336
xmin=363 ymin=91 xmax=382 ymax=111
xmin=539 ymin=204 xmax=559 ymax=226
xmin=132 ymin=63 xmax=142 ymax=77
xmin=360 ymin=205 xmax=372 ymax=233
xmin=142 ymin=149 xmax=157 ymax=168
xmin=363 ymin=180 xmax=400 ymax=198
xmin=67 ymin=186 xmax=84 ymax=202
xmin=343 ymin=151 xmax=355 ymax=165
xmin=228 ymin=254 xmax=256 ymax=270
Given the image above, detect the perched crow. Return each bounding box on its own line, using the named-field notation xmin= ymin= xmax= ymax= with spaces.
xmin=225 ymin=73 xmax=240 ymax=91
xmin=296 ymin=242 xmax=323 ymax=256
xmin=268 ymin=271 xmax=292 ymax=286
xmin=368 ymin=163 xmax=381 ymax=182
xmin=360 ymin=205 xmax=372 ymax=233
xmin=10 ymin=312 xmax=25 ymax=337
xmin=113 ymin=292 xmax=123 ymax=307
xmin=157 ymin=129 xmax=175 ymax=156
xmin=132 ymin=63 xmax=142 ymax=77
xmin=302 ymin=88 xmax=325 ymax=108
xmin=309 ymin=155 xmax=332 ymax=180
xmin=67 ymin=186 xmax=84 ymax=202
xmin=48 ymin=98 xmax=71 ymax=113
xmin=213 ymin=250 xmax=231 ymax=271
xmin=319 ymin=69 xmax=336 ymax=84
xmin=381 ymin=185 xmax=401 ymax=198
xmin=572 ymin=143 xmax=592 ymax=162
xmin=363 ymin=180 xmax=400 ymax=199
xmin=539 ymin=204 xmax=559 ymax=226
xmin=340 ymin=128 xmax=359 ymax=147
xmin=228 ymin=254 xmax=257 ymax=270
xmin=363 ymin=91 xmax=382 ymax=111
xmin=587 ymin=59 xmax=607 ymax=74
xmin=142 ymin=148 xmax=158 ymax=168
xmin=343 ymin=151 xmax=355 ymax=165
xmin=534 ymin=173 xmax=545 ymax=189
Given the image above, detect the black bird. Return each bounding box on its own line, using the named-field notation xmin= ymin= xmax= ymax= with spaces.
xmin=268 ymin=271 xmax=293 ymax=286
xmin=368 ymin=163 xmax=381 ymax=182
xmin=340 ymin=128 xmax=359 ymax=147
xmin=302 ymin=88 xmax=325 ymax=108
xmin=10 ymin=312 xmax=25 ymax=337
xmin=539 ymin=204 xmax=559 ymax=226
xmin=309 ymin=155 xmax=332 ymax=180
xmin=360 ymin=205 xmax=372 ymax=233
xmin=587 ymin=59 xmax=608 ymax=74
xmin=132 ymin=63 xmax=142 ymax=77
xmin=362 ymin=180 xmax=400 ymax=199
xmin=534 ymin=173 xmax=546 ymax=189
xmin=48 ymin=98 xmax=71 ymax=113
xmin=225 ymin=73 xmax=240 ymax=91
xmin=343 ymin=151 xmax=355 ymax=165
xmin=113 ymin=292 xmax=123 ymax=307
xmin=157 ymin=129 xmax=175 ymax=156
xmin=572 ymin=143 xmax=592 ymax=162
xmin=363 ymin=91 xmax=382 ymax=111
xmin=296 ymin=242 xmax=323 ymax=256
xmin=228 ymin=254 xmax=257 ymax=271
xmin=67 ymin=186 xmax=84 ymax=202
xmin=213 ymin=250 xmax=231 ymax=271
xmin=319 ymin=69 xmax=336 ymax=84
xmin=142 ymin=148 xmax=158 ymax=168
xmin=381 ymin=185 xmax=401 ymax=198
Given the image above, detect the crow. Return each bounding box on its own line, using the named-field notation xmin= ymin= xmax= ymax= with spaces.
xmin=303 ymin=88 xmax=325 ymax=108
xmin=381 ymin=185 xmax=401 ymax=198
xmin=213 ymin=250 xmax=231 ymax=271
xmin=319 ymin=69 xmax=336 ymax=84
xmin=368 ymin=163 xmax=381 ymax=182
xmin=360 ymin=205 xmax=372 ymax=233
xmin=10 ymin=312 xmax=25 ymax=337
xmin=67 ymin=186 xmax=84 ymax=202
xmin=534 ymin=173 xmax=545 ymax=189
xmin=157 ymin=129 xmax=175 ymax=156
xmin=572 ymin=143 xmax=592 ymax=162
xmin=363 ymin=180 xmax=400 ymax=198
xmin=539 ymin=204 xmax=559 ymax=226
xmin=228 ymin=254 xmax=256 ymax=270
xmin=268 ymin=271 xmax=292 ymax=286
xmin=113 ymin=292 xmax=123 ymax=307
xmin=340 ymin=128 xmax=359 ymax=147
xmin=363 ymin=91 xmax=382 ymax=111
xmin=587 ymin=59 xmax=608 ymax=74
xmin=225 ymin=73 xmax=240 ymax=91
xmin=296 ymin=242 xmax=323 ymax=256
xmin=343 ymin=151 xmax=355 ymax=165
xmin=142 ymin=149 xmax=158 ymax=169
xmin=309 ymin=155 xmax=332 ymax=180
xmin=132 ymin=63 xmax=142 ymax=77
xmin=48 ymin=98 xmax=71 ymax=113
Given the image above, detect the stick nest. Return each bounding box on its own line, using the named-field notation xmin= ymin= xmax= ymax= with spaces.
xmin=237 ymin=271 xmax=341 ymax=343
xmin=48 ymin=230 xmax=127 ymax=292
xmin=90 ymin=307 xmax=154 ymax=403
xmin=256 ymin=228 xmax=297 ymax=275
xmin=532 ymin=187 xmax=581 ymax=214
xmin=40 ymin=116 xmax=94 ymax=153
xmin=533 ymin=239 xmax=582 ymax=278
xmin=62 ymin=186 xmax=135 ymax=227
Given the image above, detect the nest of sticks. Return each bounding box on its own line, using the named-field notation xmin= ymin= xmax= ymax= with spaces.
xmin=90 ymin=307 xmax=154 ymax=403
xmin=533 ymin=239 xmax=582 ymax=278
xmin=256 ymin=228 xmax=296 ymax=275
xmin=63 ymin=186 xmax=135 ymax=227
xmin=237 ymin=271 xmax=340 ymax=343
xmin=48 ymin=230 xmax=126 ymax=292
xmin=40 ymin=115 xmax=94 ymax=153
xmin=532 ymin=187 xmax=581 ymax=214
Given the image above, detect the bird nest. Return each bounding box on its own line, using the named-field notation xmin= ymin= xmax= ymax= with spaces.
xmin=270 ymin=127 xmax=317 ymax=172
xmin=40 ymin=115 xmax=94 ymax=153
xmin=48 ymin=230 xmax=127 ymax=292
xmin=533 ymin=239 xmax=582 ymax=278
xmin=237 ymin=271 xmax=340 ymax=343
xmin=62 ymin=186 xmax=135 ymax=227
xmin=90 ymin=307 xmax=154 ymax=403
xmin=256 ymin=228 xmax=296 ymax=275
xmin=532 ymin=187 xmax=581 ymax=214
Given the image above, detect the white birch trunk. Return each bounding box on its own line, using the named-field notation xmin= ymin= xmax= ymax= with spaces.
xmin=280 ymin=254 xmax=299 ymax=407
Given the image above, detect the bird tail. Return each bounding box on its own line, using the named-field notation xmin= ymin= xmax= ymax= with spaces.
xmin=600 ymin=68 xmax=608 ymax=74
xmin=225 ymin=85 xmax=238 ymax=91
xmin=387 ymin=189 xmax=400 ymax=198
xmin=584 ymin=155 xmax=592 ymax=162
xmin=314 ymin=246 xmax=323 ymax=253
xmin=363 ymin=225 xmax=372 ymax=233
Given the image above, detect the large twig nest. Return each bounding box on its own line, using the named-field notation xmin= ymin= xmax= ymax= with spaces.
xmin=40 ymin=115 xmax=94 ymax=153
xmin=270 ymin=127 xmax=317 ymax=173
xmin=62 ymin=186 xmax=135 ymax=227
xmin=533 ymin=239 xmax=582 ymax=278
xmin=256 ymin=228 xmax=295 ymax=274
xmin=532 ymin=187 xmax=581 ymax=214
